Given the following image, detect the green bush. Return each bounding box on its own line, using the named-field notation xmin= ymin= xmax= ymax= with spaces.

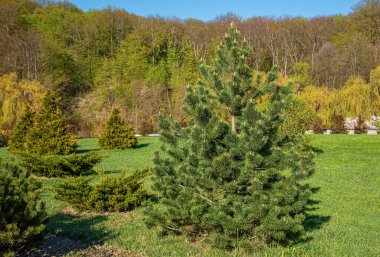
xmin=0 ymin=161 xmax=47 ymax=255
xmin=56 ymin=169 xmax=151 ymax=212
xmin=98 ymin=109 xmax=137 ymax=149
xmin=26 ymin=91 xmax=77 ymax=155
xmin=19 ymin=152 xmax=102 ymax=177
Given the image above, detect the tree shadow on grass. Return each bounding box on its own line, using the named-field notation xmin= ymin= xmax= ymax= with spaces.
xmin=75 ymin=148 xmax=100 ymax=154
xmin=310 ymin=187 xmax=321 ymax=194
xmin=135 ymin=143 xmax=150 ymax=149
xmin=104 ymin=169 xmax=124 ymax=175
xmin=298 ymin=186 xmax=331 ymax=244
xmin=304 ymin=214 xmax=331 ymax=232
xmin=307 ymin=146 xmax=324 ymax=155
xmin=24 ymin=212 xmax=117 ymax=256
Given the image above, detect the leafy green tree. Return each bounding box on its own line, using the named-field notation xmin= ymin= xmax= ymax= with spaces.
xmin=8 ymin=106 xmax=35 ymax=153
xmin=0 ymin=160 xmax=47 ymax=255
xmin=146 ymin=26 xmax=314 ymax=248
xmin=26 ymin=91 xmax=77 ymax=155
xmin=98 ymin=109 xmax=137 ymax=149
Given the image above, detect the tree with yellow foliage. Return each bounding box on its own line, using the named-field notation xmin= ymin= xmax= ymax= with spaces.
xmin=0 ymin=73 xmax=44 ymax=129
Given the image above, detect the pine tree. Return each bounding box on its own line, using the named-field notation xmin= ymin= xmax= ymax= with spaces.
xmin=146 ymin=25 xmax=314 ymax=248
xmin=0 ymin=161 xmax=47 ymax=254
xmin=8 ymin=106 xmax=35 ymax=153
xmin=98 ymin=109 xmax=137 ymax=149
xmin=26 ymin=91 xmax=77 ymax=155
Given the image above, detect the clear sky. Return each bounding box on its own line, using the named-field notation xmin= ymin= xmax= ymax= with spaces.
xmin=69 ymin=0 xmax=360 ymax=21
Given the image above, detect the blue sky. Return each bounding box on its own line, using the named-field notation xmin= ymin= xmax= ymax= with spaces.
xmin=69 ymin=0 xmax=359 ymax=21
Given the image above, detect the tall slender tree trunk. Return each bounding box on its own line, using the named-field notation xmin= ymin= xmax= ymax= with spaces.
xmin=135 ymin=103 xmax=138 ymax=130
xmin=231 ymin=114 xmax=236 ymax=132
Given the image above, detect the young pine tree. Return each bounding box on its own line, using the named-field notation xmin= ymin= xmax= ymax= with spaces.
xmin=98 ymin=109 xmax=137 ymax=149
xmin=8 ymin=106 xmax=35 ymax=153
xmin=26 ymin=91 xmax=77 ymax=155
xmin=0 ymin=161 xmax=47 ymax=254
xmin=146 ymin=26 xmax=314 ymax=249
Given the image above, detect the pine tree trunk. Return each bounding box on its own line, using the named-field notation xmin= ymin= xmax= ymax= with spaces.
xmin=231 ymin=114 xmax=236 ymax=132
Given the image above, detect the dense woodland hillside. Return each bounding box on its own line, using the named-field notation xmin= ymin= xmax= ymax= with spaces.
xmin=0 ymin=0 xmax=380 ymax=137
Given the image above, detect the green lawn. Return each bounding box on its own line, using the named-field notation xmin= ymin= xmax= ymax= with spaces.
xmin=1 ymin=135 xmax=379 ymax=256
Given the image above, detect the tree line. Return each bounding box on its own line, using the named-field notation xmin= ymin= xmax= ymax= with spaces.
xmin=0 ymin=0 xmax=379 ymax=136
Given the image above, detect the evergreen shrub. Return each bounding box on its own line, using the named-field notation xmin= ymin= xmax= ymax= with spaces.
xmin=139 ymin=118 xmax=156 ymax=135
xmin=0 ymin=161 xmax=47 ymax=255
xmin=26 ymin=91 xmax=77 ymax=155
xmin=312 ymin=117 xmax=325 ymax=134
xmin=98 ymin=109 xmax=137 ymax=149
xmin=331 ymin=114 xmax=346 ymax=134
xmin=8 ymin=106 xmax=35 ymax=152
xmin=354 ymin=116 xmax=366 ymax=134
xmin=56 ymin=168 xmax=151 ymax=212
xmin=20 ymin=152 xmax=102 ymax=177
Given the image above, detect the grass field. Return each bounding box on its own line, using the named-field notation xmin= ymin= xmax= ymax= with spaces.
xmin=1 ymin=135 xmax=379 ymax=256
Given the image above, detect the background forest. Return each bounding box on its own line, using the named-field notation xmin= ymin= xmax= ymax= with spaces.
xmin=1 ymin=0 xmax=380 ymax=139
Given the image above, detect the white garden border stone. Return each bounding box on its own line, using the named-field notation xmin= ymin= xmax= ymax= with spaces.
xmin=323 ymin=129 xmax=332 ymax=135
xmin=366 ymin=129 xmax=378 ymax=135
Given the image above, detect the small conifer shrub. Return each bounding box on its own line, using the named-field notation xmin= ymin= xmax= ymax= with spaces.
xmin=331 ymin=113 xmax=346 ymax=134
xmin=354 ymin=116 xmax=366 ymax=134
xmin=19 ymin=152 xmax=102 ymax=177
xmin=146 ymin=26 xmax=314 ymax=249
xmin=312 ymin=117 xmax=324 ymax=134
xmin=139 ymin=117 xmax=156 ymax=135
xmin=26 ymin=91 xmax=77 ymax=155
xmin=8 ymin=106 xmax=35 ymax=153
xmin=56 ymin=169 xmax=151 ymax=212
xmin=98 ymin=109 xmax=137 ymax=149
xmin=0 ymin=161 xmax=47 ymax=254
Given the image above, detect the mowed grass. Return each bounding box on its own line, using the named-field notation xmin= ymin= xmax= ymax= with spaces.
xmin=1 ymin=135 xmax=379 ymax=256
